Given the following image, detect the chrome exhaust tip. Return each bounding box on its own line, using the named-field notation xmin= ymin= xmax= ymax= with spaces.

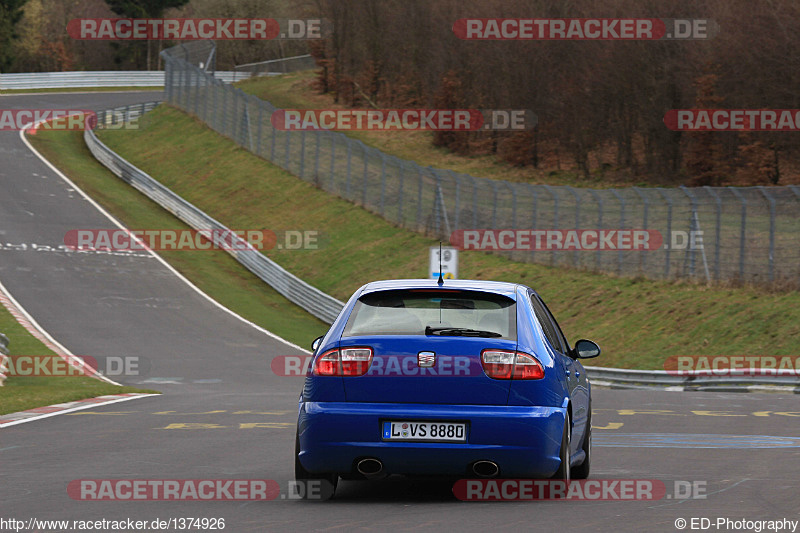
xmin=356 ymin=458 xmax=384 ymax=478
xmin=472 ymin=460 xmax=499 ymax=478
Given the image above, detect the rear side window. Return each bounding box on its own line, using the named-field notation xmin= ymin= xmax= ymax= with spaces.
xmin=342 ymin=289 xmax=516 ymax=339
xmin=529 ymin=294 xmax=565 ymax=353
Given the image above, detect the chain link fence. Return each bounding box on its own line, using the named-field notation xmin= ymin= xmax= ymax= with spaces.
xmin=160 ymin=42 xmax=800 ymax=288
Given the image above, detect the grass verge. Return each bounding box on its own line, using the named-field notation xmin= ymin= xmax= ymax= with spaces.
xmin=0 ymin=305 xmax=157 ymax=416
xmin=24 ymin=104 xmax=796 ymax=370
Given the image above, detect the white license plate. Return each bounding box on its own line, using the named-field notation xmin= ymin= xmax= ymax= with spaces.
xmin=382 ymin=421 xmax=467 ymax=442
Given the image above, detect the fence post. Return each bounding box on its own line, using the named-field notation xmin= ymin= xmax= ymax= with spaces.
xmin=451 ymin=171 xmax=461 ymax=232
xmin=314 ymin=129 xmax=321 ymax=182
xmin=758 ymin=187 xmax=776 ymax=282
xmin=379 ymin=154 xmax=387 ymax=216
xmin=588 ymin=189 xmax=603 ymax=270
xmin=270 ymin=108 xmax=277 ymax=162
xmin=185 ymin=66 xmax=193 ymax=109
xmin=176 ymin=61 xmax=184 ymax=107
xmin=284 ymin=127 xmax=291 ymax=170
xmin=526 ymin=184 xmax=539 ymax=263
xmin=329 ymin=134 xmax=336 ymax=191
xmin=566 ymin=186 xmax=581 ymax=269
xmin=433 ymin=170 xmax=442 ymax=236
xmin=202 ymin=73 xmax=209 ymax=122
xmin=396 ymin=161 xmax=406 ymax=225
xmin=633 ymin=187 xmax=649 ymax=274
xmin=610 ymin=189 xmax=625 ymax=275
xmin=730 ymin=188 xmax=747 ymax=281
xmin=362 ymin=144 xmax=369 ymax=206
xmin=679 ymin=186 xmax=699 ymax=278
xmin=658 ymin=190 xmax=673 ymax=278
xmin=244 ymin=97 xmax=254 ymax=150
xmin=227 ymin=87 xmax=234 ymax=138
xmin=219 ymin=87 xmax=227 ymax=137
xmin=193 ymin=68 xmax=200 ymax=116
xmin=164 ymin=57 xmax=173 ymax=102
xmin=416 ymin=167 xmax=424 ymax=229
xmin=506 ymin=182 xmax=517 ymax=229
xmin=234 ymin=89 xmax=242 ymax=141
xmin=542 ymin=185 xmax=559 ymax=266
xmin=469 ymin=174 xmax=478 ymax=228
xmin=186 ymin=67 xmax=193 ymax=110
xmin=256 ymin=103 xmax=264 ymax=156
xmin=703 ymin=186 xmax=722 ymax=281
xmin=345 ymin=140 xmax=352 ymax=198
xmin=490 ymin=181 xmax=499 ymax=230
xmin=212 ymin=79 xmax=219 ymax=131
xmin=299 ymin=129 xmax=306 ymax=179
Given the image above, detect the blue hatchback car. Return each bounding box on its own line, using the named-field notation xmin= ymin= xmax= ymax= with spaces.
xmin=295 ymin=279 xmax=600 ymax=499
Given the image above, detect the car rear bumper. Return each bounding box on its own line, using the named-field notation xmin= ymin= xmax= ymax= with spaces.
xmin=297 ymin=401 xmax=566 ymax=478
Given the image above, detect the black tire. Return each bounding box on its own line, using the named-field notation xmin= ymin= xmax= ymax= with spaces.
xmin=552 ymin=412 xmax=571 ymax=481
xmin=572 ymin=409 xmax=591 ymax=479
xmin=295 ymin=432 xmax=337 ymax=500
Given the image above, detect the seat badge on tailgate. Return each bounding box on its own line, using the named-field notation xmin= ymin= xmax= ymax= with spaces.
xmin=417 ymin=351 xmax=435 ymax=367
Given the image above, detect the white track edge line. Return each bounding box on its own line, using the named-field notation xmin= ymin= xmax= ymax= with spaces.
xmin=19 ymin=118 xmax=309 ymax=355
xmin=0 ymin=394 xmax=160 ymax=428
xmin=0 ymin=277 xmax=121 ymax=386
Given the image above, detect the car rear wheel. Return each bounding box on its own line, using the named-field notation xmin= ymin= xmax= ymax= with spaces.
xmin=572 ymin=409 xmax=591 ymax=479
xmin=295 ymin=432 xmax=338 ymax=500
xmin=552 ymin=412 xmax=571 ymax=481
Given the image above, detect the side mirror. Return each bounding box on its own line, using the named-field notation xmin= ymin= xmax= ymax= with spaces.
xmin=573 ymin=339 xmax=600 ymax=359
xmin=311 ymin=336 xmax=324 ymax=353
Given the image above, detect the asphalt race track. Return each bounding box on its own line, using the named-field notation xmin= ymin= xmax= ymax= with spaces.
xmin=1 ymin=92 xmax=798 ymax=532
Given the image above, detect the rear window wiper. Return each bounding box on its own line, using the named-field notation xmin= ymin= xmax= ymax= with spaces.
xmin=425 ymin=326 xmax=502 ymax=337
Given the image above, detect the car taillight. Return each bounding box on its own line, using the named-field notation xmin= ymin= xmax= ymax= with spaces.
xmin=313 ymin=347 xmax=373 ymax=377
xmin=511 ymin=352 xmax=545 ymax=380
xmin=481 ymin=349 xmax=544 ymax=380
xmin=480 ymin=350 xmax=516 ymax=379
xmin=340 ymin=348 xmax=373 ymax=376
xmin=314 ymin=349 xmax=340 ymax=376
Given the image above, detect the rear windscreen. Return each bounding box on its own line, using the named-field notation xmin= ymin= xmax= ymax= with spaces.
xmin=342 ymin=289 xmax=516 ymax=339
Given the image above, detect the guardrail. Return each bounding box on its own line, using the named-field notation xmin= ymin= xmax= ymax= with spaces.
xmin=84 ymin=103 xmax=344 ymax=324
xmin=584 ymin=365 xmax=800 ymax=392
xmin=0 ymin=71 xmax=248 ymax=90
xmin=232 ymin=54 xmax=316 ymax=82
xmin=83 ymin=103 xmax=800 ymax=392
xmin=0 ymin=332 xmax=9 ymax=387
